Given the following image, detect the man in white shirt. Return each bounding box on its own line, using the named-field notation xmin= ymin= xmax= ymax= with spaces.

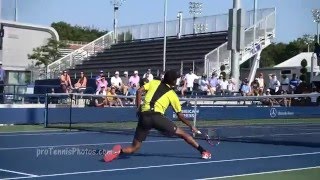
xmin=219 ymin=77 xmax=229 ymax=95
xmin=185 ymin=69 xmax=199 ymax=91
xmin=269 ymin=74 xmax=280 ymax=95
xmin=111 ymin=71 xmax=123 ymax=91
xmin=143 ymin=69 xmax=153 ymax=82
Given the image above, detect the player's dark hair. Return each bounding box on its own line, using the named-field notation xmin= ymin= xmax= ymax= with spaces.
xmin=162 ymin=70 xmax=178 ymax=86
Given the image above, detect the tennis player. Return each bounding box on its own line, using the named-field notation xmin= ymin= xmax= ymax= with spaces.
xmin=104 ymin=70 xmax=211 ymax=162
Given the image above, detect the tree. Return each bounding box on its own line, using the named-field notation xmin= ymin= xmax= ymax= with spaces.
xmin=51 ymin=21 xmax=108 ymax=42
xmin=28 ymin=38 xmax=67 ymax=78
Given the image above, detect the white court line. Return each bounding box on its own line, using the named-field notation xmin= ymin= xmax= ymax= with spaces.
xmin=0 ymin=168 xmax=38 ymax=177
xmin=0 ymin=131 xmax=99 ymax=137
xmin=195 ymin=166 xmax=320 ymax=180
xmin=0 ymin=129 xmax=63 ymax=134
xmin=2 ymin=151 xmax=320 ymax=180
xmin=229 ymin=132 xmax=320 ymax=139
xmin=0 ymin=139 xmax=182 ymax=151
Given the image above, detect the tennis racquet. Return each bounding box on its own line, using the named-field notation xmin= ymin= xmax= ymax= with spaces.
xmin=193 ymin=128 xmax=220 ymax=146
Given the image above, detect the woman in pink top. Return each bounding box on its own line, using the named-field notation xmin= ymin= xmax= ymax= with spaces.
xmin=96 ymin=75 xmax=108 ymax=93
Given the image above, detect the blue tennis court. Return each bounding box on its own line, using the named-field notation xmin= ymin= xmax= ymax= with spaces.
xmin=1 ymin=129 xmax=320 ymax=180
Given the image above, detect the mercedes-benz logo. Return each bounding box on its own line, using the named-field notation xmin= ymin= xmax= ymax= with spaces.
xmin=270 ymin=108 xmax=277 ymax=118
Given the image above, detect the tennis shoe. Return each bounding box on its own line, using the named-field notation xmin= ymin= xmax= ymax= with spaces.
xmin=104 ymin=144 xmax=122 ymax=162
xmin=201 ymin=151 xmax=211 ymax=159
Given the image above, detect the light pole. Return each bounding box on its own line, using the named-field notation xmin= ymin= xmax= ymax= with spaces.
xmin=189 ymin=2 xmax=202 ymax=34
xmin=14 ymin=0 xmax=18 ymax=21
xmin=163 ymin=0 xmax=167 ymax=72
xmin=177 ymin=11 xmax=183 ymax=39
xmin=312 ymin=9 xmax=320 ymax=43
xmin=111 ymin=0 xmax=125 ymax=43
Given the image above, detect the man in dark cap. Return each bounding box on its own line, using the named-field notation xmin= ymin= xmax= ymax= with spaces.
xmin=104 ymin=70 xmax=211 ymax=162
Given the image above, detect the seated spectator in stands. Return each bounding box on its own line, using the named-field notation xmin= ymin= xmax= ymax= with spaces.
xmin=96 ymin=70 xmax=104 ymax=86
xmin=176 ymin=74 xmax=185 ymax=92
xmin=106 ymin=86 xmax=123 ymax=107
xmin=129 ymin=70 xmax=140 ymax=88
xmin=289 ymin=74 xmax=300 ymax=93
xmin=208 ymin=72 xmax=218 ymax=95
xmin=251 ymin=78 xmax=260 ymax=96
xmin=241 ymin=79 xmax=251 ymax=96
xmin=218 ymin=76 xmax=229 ymax=95
xmin=268 ymin=74 xmax=280 ymax=95
xmin=227 ymin=78 xmax=236 ymax=94
xmin=309 ymin=88 xmax=319 ymax=106
xmin=261 ymin=89 xmax=276 ymax=106
xmin=74 ymin=72 xmax=87 ymax=93
xmin=257 ymin=73 xmax=265 ymax=95
xmin=277 ymin=90 xmax=291 ymax=107
xmin=121 ymin=71 xmax=129 ymax=95
xmin=60 ymin=70 xmax=73 ymax=93
xmin=281 ymin=75 xmax=290 ymax=93
xmin=111 ymin=71 xmax=123 ymax=91
xmin=95 ymin=86 xmax=107 ymax=107
xmin=143 ymin=69 xmax=153 ymax=82
xmin=96 ymin=75 xmax=108 ymax=93
xmin=199 ymin=74 xmax=210 ymax=95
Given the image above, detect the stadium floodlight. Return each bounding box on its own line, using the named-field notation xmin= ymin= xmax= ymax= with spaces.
xmin=312 ymin=9 xmax=320 ymax=43
xmin=111 ymin=0 xmax=126 ymax=43
xmin=195 ymin=23 xmax=207 ymax=33
xmin=189 ymin=2 xmax=203 ymax=34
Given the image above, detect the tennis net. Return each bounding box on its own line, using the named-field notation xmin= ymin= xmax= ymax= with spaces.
xmin=44 ymin=92 xmax=320 ymax=147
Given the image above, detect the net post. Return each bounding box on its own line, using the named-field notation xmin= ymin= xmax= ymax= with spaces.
xmin=193 ymin=93 xmax=198 ymax=127
xmin=44 ymin=93 xmax=48 ymax=128
xmin=69 ymin=93 xmax=73 ymax=131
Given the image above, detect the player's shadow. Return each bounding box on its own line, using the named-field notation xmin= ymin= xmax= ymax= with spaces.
xmin=128 ymin=152 xmax=199 ymax=159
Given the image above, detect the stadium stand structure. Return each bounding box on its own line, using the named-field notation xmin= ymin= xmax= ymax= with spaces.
xmin=68 ymin=32 xmax=227 ymax=77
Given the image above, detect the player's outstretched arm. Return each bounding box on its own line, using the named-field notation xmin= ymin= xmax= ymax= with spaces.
xmin=176 ymin=112 xmax=199 ymax=133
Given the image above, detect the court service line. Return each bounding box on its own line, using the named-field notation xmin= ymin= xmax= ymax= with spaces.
xmin=230 ymin=132 xmax=320 ymax=138
xmin=0 ymin=168 xmax=38 ymax=177
xmin=195 ymin=166 xmax=320 ymax=180
xmin=0 ymin=139 xmax=182 ymax=151
xmin=0 ymin=129 xmax=63 ymax=134
xmin=3 ymin=151 xmax=320 ymax=180
xmin=0 ymin=131 xmax=99 ymax=137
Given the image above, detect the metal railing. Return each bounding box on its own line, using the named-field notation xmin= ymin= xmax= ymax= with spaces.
xmin=204 ymin=8 xmax=276 ymax=77
xmin=117 ymin=8 xmax=275 ymax=42
xmin=47 ymin=32 xmax=114 ymax=79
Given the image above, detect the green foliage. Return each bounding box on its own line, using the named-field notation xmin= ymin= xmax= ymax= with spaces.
xmin=301 ymin=59 xmax=307 ymax=67
xmin=300 ymin=67 xmax=307 ymax=74
xmin=260 ymin=34 xmax=316 ymax=68
xmin=51 ymin=21 xmax=108 ymax=42
xmin=28 ymin=38 xmax=67 ymax=76
xmin=118 ymin=31 xmax=134 ymax=42
xmin=299 ymin=74 xmax=306 ymax=82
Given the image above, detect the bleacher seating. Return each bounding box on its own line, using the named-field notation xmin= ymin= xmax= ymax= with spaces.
xmin=68 ymin=31 xmax=228 ymax=77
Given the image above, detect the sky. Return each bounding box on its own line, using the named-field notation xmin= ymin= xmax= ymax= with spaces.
xmin=1 ymin=0 xmax=319 ymax=43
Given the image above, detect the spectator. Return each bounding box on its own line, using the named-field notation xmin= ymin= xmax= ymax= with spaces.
xmin=281 ymin=75 xmax=290 ymax=93
xmin=95 ymin=85 xmax=107 ymax=107
xmin=74 ymin=72 xmax=87 ymax=93
xmin=218 ymin=76 xmax=229 ymax=95
xmin=241 ymin=79 xmax=251 ymax=96
xmin=251 ymin=78 xmax=260 ymax=96
xmin=143 ymin=69 xmax=154 ymax=82
xmin=309 ymin=87 xmax=319 ymax=106
xmin=184 ymin=69 xmax=199 ymax=93
xmin=227 ymin=78 xmax=236 ymax=94
xmin=106 ymin=86 xmax=124 ymax=107
xmin=208 ymin=72 xmax=218 ymax=95
xmin=289 ymin=74 xmax=300 ymax=93
xmin=278 ymin=90 xmax=291 ymax=107
xmin=121 ymin=71 xmax=129 ymax=95
xmin=96 ymin=75 xmax=108 ymax=93
xmin=199 ymin=75 xmax=210 ymax=95
xmin=257 ymin=73 xmax=265 ymax=95
xmin=261 ymin=89 xmax=276 ymax=106
xmin=111 ymin=71 xmax=123 ymax=91
xmin=176 ymin=74 xmax=185 ymax=93
xmin=128 ymin=71 xmax=140 ymax=96
xmin=268 ymin=74 xmax=280 ymax=95
xmin=96 ymin=70 xmax=104 ymax=86
xmin=60 ymin=70 xmax=73 ymax=93
xmin=0 ymin=61 xmax=5 ymax=103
